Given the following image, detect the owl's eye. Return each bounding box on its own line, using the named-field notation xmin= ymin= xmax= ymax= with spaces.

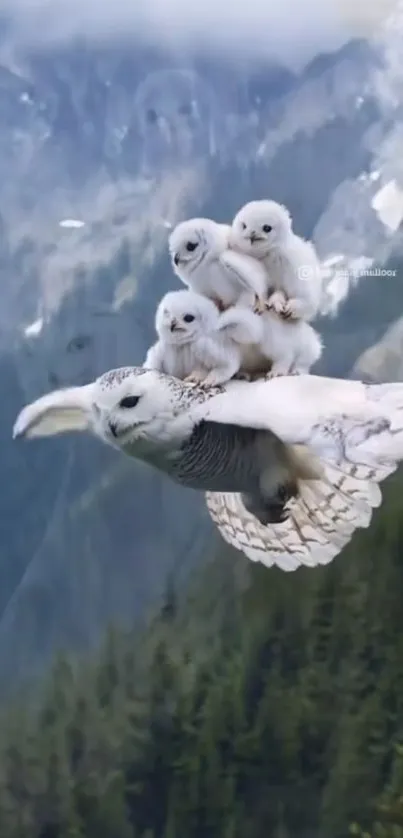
xmin=241 ymin=222 xmax=247 ymax=230
xmin=262 ymin=224 xmax=272 ymax=233
xmin=119 ymin=395 xmax=140 ymax=409
xmin=186 ymin=241 xmax=198 ymax=252
xmin=183 ymin=314 xmax=195 ymax=323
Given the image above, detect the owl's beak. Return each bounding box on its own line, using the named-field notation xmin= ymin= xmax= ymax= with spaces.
xmin=173 ymin=253 xmax=180 ymax=266
xmin=109 ymin=421 xmax=119 ymax=438
xmin=170 ymin=318 xmax=179 ymax=332
xmin=249 ymin=232 xmax=258 ymax=243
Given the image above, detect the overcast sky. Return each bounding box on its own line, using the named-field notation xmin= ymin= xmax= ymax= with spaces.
xmin=0 ymin=0 xmax=396 ymax=68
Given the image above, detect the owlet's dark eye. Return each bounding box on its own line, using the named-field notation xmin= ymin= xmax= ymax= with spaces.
xmin=262 ymin=224 xmax=272 ymax=233
xmin=241 ymin=222 xmax=246 ymax=230
xmin=183 ymin=313 xmax=195 ymax=323
xmin=186 ymin=241 xmax=198 ymax=252
xmin=119 ymin=396 xmax=140 ymax=409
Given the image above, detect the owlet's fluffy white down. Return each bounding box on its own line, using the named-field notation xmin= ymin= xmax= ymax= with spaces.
xmin=168 ymin=217 xmax=322 ymax=377
xmin=143 ymin=289 xmax=263 ymax=386
xmin=231 ymin=199 xmax=323 ymax=322
xmin=245 ymin=307 xmax=323 ymax=378
xmin=168 ymin=217 xmax=269 ymax=311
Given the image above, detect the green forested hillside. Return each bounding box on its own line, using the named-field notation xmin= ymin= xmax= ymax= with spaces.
xmin=1 ymin=474 xmax=403 ymax=837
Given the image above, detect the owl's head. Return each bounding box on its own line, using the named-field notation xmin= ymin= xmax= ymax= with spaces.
xmin=155 ymin=290 xmax=219 ymax=345
xmin=231 ymin=199 xmax=292 ymax=258
xmin=168 ymin=217 xmax=229 ymax=279
xmin=12 ymin=366 xmax=191 ymax=450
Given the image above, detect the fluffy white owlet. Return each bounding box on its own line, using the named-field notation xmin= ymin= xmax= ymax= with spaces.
xmin=168 ymin=217 xmax=269 ymax=312
xmin=143 ymin=289 xmax=263 ymax=386
xmin=240 ymin=308 xmax=323 ymax=379
xmin=231 ymin=200 xmax=323 ymax=322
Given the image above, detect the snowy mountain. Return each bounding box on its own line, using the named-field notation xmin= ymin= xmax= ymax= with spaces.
xmin=1 ymin=15 xmax=403 ymax=685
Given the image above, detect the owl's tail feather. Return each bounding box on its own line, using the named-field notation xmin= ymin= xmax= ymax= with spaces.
xmin=206 ymin=380 xmax=403 ymax=571
xmin=205 ymin=455 xmax=392 ymax=572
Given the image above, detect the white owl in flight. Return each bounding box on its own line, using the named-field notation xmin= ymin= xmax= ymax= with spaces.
xmin=143 ymin=289 xmax=263 ymax=386
xmin=168 ymin=217 xmax=269 ymax=312
xmin=230 ymin=199 xmax=323 ymax=322
xmin=13 ymin=368 xmax=403 ymax=572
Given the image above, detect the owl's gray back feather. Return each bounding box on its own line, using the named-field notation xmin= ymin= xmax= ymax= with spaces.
xmin=169 ymin=420 xmax=299 ymax=523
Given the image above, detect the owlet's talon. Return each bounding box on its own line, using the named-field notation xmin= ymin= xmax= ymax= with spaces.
xmin=185 ymin=370 xmax=207 ymax=386
xmin=253 ymin=297 xmax=267 ymax=316
xmin=264 ymin=368 xmax=290 ymax=380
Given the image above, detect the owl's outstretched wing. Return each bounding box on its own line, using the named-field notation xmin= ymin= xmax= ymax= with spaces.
xmin=12 ymin=385 xmax=96 ymax=439
xmin=197 ymin=376 xmax=403 ymax=570
xmin=205 ymin=457 xmax=394 ymax=571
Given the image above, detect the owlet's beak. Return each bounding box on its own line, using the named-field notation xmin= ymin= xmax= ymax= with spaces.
xmin=13 ymin=384 xmax=96 ymax=440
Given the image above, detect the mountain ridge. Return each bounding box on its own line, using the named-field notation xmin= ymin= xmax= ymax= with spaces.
xmin=1 ymin=25 xmax=403 ymax=682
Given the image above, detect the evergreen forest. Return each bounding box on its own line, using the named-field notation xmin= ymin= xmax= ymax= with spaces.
xmin=1 ymin=476 xmax=403 ymax=837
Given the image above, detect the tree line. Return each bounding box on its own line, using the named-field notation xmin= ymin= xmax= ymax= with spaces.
xmin=1 ymin=475 xmax=403 ymax=836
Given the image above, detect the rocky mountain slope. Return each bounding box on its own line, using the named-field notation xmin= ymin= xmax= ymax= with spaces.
xmin=1 ymin=19 xmax=403 ymax=683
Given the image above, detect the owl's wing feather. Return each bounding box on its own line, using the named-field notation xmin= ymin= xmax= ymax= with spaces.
xmin=218 ymin=249 xmax=268 ymax=299
xmin=12 ymin=384 xmax=96 ymax=439
xmin=199 ymin=375 xmax=403 ymax=570
xmin=194 ymin=375 xmax=403 ymax=460
xmin=205 ymin=457 xmax=392 ymax=571
xmin=215 ymin=307 xmax=263 ymax=345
